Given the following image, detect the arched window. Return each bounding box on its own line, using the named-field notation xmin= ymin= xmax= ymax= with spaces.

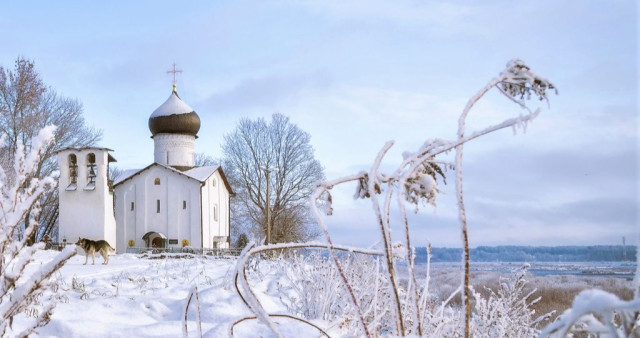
xmin=68 ymin=154 xmax=78 ymax=185
xmin=86 ymin=153 xmax=97 ymax=185
xmin=154 ymin=178 xmax=161 ymax=185
xmin=212 ymin=179 xmax=217 ymax=187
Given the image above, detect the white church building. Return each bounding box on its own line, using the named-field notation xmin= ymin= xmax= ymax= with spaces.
xmin=57 ymin=79 xmax=233 ymax=254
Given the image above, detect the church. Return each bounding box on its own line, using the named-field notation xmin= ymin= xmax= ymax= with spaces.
xmin=57 ymin=71 xmax=232 ymax=254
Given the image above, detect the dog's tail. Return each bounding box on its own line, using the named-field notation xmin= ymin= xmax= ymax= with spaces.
xmin=108 ymin=243 xmax=115 ymax=252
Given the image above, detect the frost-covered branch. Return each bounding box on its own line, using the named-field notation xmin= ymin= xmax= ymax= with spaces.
xmin=311 ymin=59 xmax=554 ymax=337
xmin=182 ymin=285 xmax=202 ymax=338
xmin=455 ymin=59 xmax=555 ymax=338
xmin=232 ymin=241 xmax=383 ymax=336
xmin=230 ymin=314 xmax=330 ymax=337
xmin=0 ymin=126 xmax=77 ymax=336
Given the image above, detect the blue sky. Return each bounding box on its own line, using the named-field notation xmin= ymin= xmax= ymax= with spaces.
xmin=2 ymin=1 xmax=637 ymax=247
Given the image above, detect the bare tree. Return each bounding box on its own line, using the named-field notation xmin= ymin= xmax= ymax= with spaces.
xmin=0 ymin=57 xmax=102 ymax=243
xmin=222 ymin=113 xmax=324 ymax=244
xmin=194 ymin=152 xmax=217 ymax=167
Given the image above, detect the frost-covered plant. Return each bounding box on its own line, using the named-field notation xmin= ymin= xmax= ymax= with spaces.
xmin=183 ymin=285 xmax=203 ymax=338
xmin=0 ymin=126 xmax=77 ymax=337
xmin=71 ymin=276 xmax=86 ymax=294
xmin=539 ymin=289 xmax=640 ymax=337
xmin=276 ymin=251 xmax=395 ymax=335
xmin=232 ymin=60 xmax=556 ymax=337
xmin=471 ymin=264 xmax=551 ymax=337
xmin=308 ymin=59 xmax=555 ymax=337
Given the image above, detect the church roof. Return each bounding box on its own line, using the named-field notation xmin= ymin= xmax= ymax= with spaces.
xmin=113 ymin=168 xmax=140 ymax=186
xmin=150 ymin=91 xmax=194 ymax=118
xmin=182 ymin=166 xmax=219 ymax=181
xmin=56 ymin=147 xmax=117 ymax=162
xmin=112 ymin=163 xmax=233 ymax=194
xmin=148 ymin=91 xmax=201 ymax=136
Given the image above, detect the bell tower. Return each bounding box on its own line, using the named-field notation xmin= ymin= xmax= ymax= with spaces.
xmin=57 ymin=148 xmax=117 ymax=248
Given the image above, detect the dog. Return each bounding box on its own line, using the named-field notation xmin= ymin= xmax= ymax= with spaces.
xmin=75 ymin=238 xmax=115 ymax=265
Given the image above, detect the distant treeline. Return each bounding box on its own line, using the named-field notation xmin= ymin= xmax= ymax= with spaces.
xmin=415 ymin=245 xmax=638 ymax=263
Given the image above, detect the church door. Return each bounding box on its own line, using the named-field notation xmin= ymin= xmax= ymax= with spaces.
xmin=151 ymin=237 xmax=164 ymax=248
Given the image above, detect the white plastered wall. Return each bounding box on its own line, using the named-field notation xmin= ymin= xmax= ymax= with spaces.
xmin=114 ymin=165 xmax=202 ymax=253
xmin=57 ymin=149 xmax=116 ymax=249
xmin=201 ymin=170 xmax=230 ymax=249
xmin=153 ymin=133 xmax=195 ymax=168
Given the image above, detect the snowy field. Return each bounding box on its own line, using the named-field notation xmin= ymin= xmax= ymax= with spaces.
xmin=15 ymin=249 xmax=328 ymax=338
xmin=12 ymin=249 xmax=638 ymax=337
xmin=409 ymin=261 xmax=637 ymax=279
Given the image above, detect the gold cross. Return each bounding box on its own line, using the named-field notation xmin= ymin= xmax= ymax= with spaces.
xmin=166 ymin=63 xmax=183 ymax=92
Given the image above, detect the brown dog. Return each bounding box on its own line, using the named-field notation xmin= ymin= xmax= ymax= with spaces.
xmin=75 ymin=238 xmax=115 ymax=265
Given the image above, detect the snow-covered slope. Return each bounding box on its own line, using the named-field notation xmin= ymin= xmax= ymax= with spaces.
xmin=16 ymin=250 xmax=325 ymax=337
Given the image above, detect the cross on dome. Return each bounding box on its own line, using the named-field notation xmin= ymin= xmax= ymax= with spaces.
xmin=166 ymin=63 xmax=183 ymax=92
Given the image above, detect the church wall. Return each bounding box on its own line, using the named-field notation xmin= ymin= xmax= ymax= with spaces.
xmin=115 ymin=184 xmax=136 ymax=253
xmin=153 ymin=133 xmax=195 ymax=168
xmin=218 ymin=173 xmax=230 ymax=247
xmin=165 ymin=172 xmax=202 ymax=248
xmin=115 ymin=165 xmax=203 ymax=252
xmin=200 ymin=171 xmax=230 ymax=249
xmin=201 ymin=181 xmax=211 ymax=249
xmin=143 ymin=167 xmax=168 ymax=239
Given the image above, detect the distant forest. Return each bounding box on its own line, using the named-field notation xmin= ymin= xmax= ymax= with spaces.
xmin=414 ymin=245 xmax=638 ymax=263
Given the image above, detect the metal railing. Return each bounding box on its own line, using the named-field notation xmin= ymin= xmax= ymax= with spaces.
xmin=44 ymin=242 xmax=242 ymax=257
xmin=45 ymin=242 xmax=69 ymax=251
xmin=125 ymin=246 xmax=242 ymax=257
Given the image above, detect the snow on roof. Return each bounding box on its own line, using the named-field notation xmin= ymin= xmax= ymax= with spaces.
xmin=56 ymin=147 xmax=117 ymax=162
xmin=112 ymin=163 xmax=233 ymax=194
xmin=113 ymin=168 xmax=141 ymax=186
xmin=150 ymin=91 xmax=194 ymax=118
xmin=183 ymin=166 xmax=219 ymax=181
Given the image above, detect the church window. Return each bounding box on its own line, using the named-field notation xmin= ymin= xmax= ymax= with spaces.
xmin=130 ymin=202 xmax=135 ymax=211
xmin=67 ymin=154 xmax=78 ymax=189
xmin=212 ymin=179 xmax=216 ymax=187
xmin=214 ymin=204 xmax=218 ymax=222
xmin=86 ymin=153 xmax=97 ymax=185
xmin=154 ymin=178 xmax=161 ymax=185
xmin=183 ymin=200 xmax=187 ymax=209
xmin=69 ymin=154 xmax=78 ymax=183
xmin=157 ymin=200 xmax=161 ymax=213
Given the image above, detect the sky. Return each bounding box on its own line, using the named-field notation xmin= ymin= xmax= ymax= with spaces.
xmin=1 ymin=1 xmax=637 ymax=248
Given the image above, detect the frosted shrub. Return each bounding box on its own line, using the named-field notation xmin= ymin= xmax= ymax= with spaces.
xmin=471 ymin=264 xmax=551 ymax=337
xmin=0 ymin=126 xmax=76 ymax=337
xmin=277 ymin=252 xmax=395 ymax=335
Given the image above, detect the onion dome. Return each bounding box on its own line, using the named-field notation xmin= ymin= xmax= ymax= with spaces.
xmin=148 ymin=90 xmax=201 ymax=137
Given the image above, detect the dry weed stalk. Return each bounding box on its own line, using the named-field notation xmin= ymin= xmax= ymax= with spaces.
xmin=182 ymin=285 xmax=203 ymax=338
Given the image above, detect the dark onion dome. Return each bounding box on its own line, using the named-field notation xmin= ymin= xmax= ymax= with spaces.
xmin=148 ymin=91 xmax=200 ymax=137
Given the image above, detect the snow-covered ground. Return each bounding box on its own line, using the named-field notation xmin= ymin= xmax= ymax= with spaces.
xmin=15 ymin=249 xmax=325 ymax=338
xmin=11 ymin=248 xmax=638 ymax=337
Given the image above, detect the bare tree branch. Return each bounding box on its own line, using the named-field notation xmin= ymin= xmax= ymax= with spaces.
xmin=0 ymin=57 xmax=102 ymax=243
